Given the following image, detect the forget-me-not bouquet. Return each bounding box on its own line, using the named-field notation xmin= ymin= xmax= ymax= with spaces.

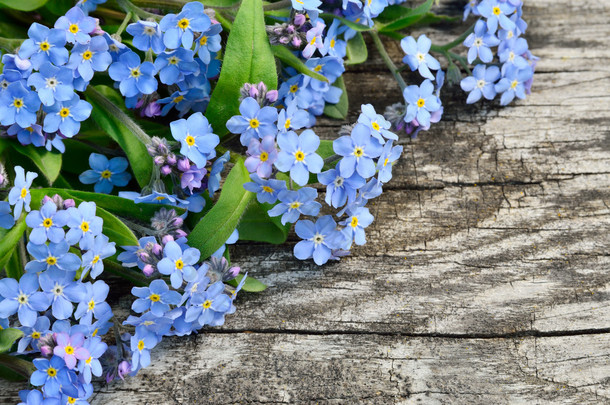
xmin=0 ymin=0 xmax=536 ymax=403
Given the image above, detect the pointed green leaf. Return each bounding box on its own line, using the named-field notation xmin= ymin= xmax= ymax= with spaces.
xmin=345 ymin=32 xmax=368 ymax=65
xmin=0 ymin=218 xmax=26 ymax=273
xmin=237 ymin=201 xmax=291 ymax=244
xmin=207 ymin=0 xmax=277 ymax=137
xmin=378 ymin=0 xmax=435 ymax=32
xmin=323 ymin=76 xmax=348 ymax=119
xmin=85 ymin=85 xmax=153 ymax=188
xmin=188 ymin=159 xmax=254 ymax=259
xmin=228 ymin=274 xmax=267 ymax=292
xmin=0 ymin=328 xmax=22 ymax=354
xmin=11 ymin=143 xmax=62 ymax=184
xmin=0 ymin=0 xmax=49 ymax=11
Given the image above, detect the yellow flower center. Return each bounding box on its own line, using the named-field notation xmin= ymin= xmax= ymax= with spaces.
xmin=173 ymin=95 xmax=184 ymax=103
xmin=155 ymin=196 xmax=165 ymax=201
xmin=149 ymin=294 xmax=161 ymax=302
xmin=330 ymin=39 xmax=336 ymax=48
xmin=39 ymin=41 xmax=50 ymax=51
xmin=289 ymin=201 xmax=302 ymax=209
xmin=203 ymin=300 xmax=212 ymax=309
xmin=284 ymin=119 xmax=291 ymax=129
xmin=417 ymin=98 xmax=426 ymax=108
xmin=313 ymin=65 xmax=322 ymax=72
xmin=59 ymin=108 xmax=70 ymax=118
xmin=80 ymin=221 xmax=90 ymax=232
xmin=47 ymin=367 xmax=57 ymax=377
xmin=294 ymin=150 xmax=305 ymax=161
xmin=92 ymin=328 xmax=99 ymax=337
xmin=178 ymin=18 xmax=190 ymax=29
xmin=175 ymin=259 xmax=184 ymax=270
xmin=100 ymin=170 xmax=112 ymax=179
xmin=88 ymin=299 xmax=95 ymax=310
xmin=353 ymin=147 xmax=364 ymax=158
xmin=492 ymin=6 xmax=501 ymax=15
xmin=168 ymin=56 xmax=179 ymax=65
xmin=372 ymin=122 xmax=380 ymax=131
xmin=17 ymin=294 xmax=27 ymax=304
xmin=32 ymin=331 xmax=41 ymax=339
xmin=20 ymin=187 xmax=28 ymax=198
xmin=290 ymin=84 xmax=298 ymax=93
xmin=69 ymin=24 xmax=79 ymax=34
xmin=82 ymin=50 xmax=93 ymax=60
xmin=65 ymin=345 xmax=74 ymax=355
xmin=68 ymin=397 xmax=77 ymax=404
xmin=199 ymin=35 xmax=208 ymax=46
xmin=185 ymin=135 xmax=195 ymax=146
xmin=46 ymin=256 xmax=57 ymax=266
xmin=85 ymin=356 xmax=92 ymax=365
xmin=130 ymin=67 xmax=141 ymax=78
xmin=249 ymin=118 xmax=260 ymax=129
xmin=260 ymin=152 xmax=269 ymax=162
xmin=137 ymin=340 xmax=145 ymax=351
xmin=12 ymin=98 xmax=23 ymax=108
xmin=43 ymin=218 xmax=53 ymax=228
xmin=383 ymin=158 xmax=389 ymax=167
xmin=350 ymin=216 xmax=358 ymax=228
xmin=510 ymin=80 xmax=519 ymax=89
xmin=262 ymin=186 xmax=273 ymax=193
xmin=92 ymin=255 xmax=100 ymax=264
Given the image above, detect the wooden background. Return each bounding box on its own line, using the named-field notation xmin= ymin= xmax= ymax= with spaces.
xmin=2 ymin=0 xmax=610 ymax=403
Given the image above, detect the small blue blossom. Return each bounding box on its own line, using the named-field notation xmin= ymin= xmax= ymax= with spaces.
xmin=267 ymin=187 xmax=321 ymax=225
xmin=7 ymin=123 xmax=45 ymax=147
xmin=322 ymin=19 xmax=347 ymax=58
xmin=25 ymin=240 xmax=82 ymax=276
xmin=79 ymin=153 xmax=131 ymax=194
xmin=494 ymin=65 xmax=533 ymax=105
xmin=127 ymin=21 xmax=165 ymax=54
xmin=77 ymin=336 xmax=107 ymax=383
xmin=226 ymin=97 xmax=279 ymax=146
xmin=291 ymin=0 xmax=321 ymax=12
xmin=303 ymin=21 xmax=325 ymax=59
xmin=0 ymin=81 xmax=41 ymax=128
xmin=275 ymin=129 xmax=324 ymax=186
xmin=376 ymin=141 xmax=403 ymax=183
xmin=340 ymin=206 xmax=374 ymax=246
xmin=131 ymin=279 xmax=181 ymax=316
xmin=74 ymin=280 xmax=111 ymax=323
xmin=358 ymin=103 xmax=397 ymax=143
xmin=460 ymin=64 xmax=501 ymax=104
xmin=18 ymin=389 xmax=57 ymax=405
xmin=0 ymin=201 xmax=15 ymax=229
xmin=305 ymin=56 xmax=345 ymax=84
xmin=67 ymin=35 xmax=112 ymax=81
xmin=30 ymin=356 xmax=77 ymax=398
xmin=194 ymin=23 xmax=223 ymax=64
xmin=333 ymin=123 xmax=383 ymax=179
xmin=403 ymin=79 xmax=442 ymax=127
xmin=108 ymin=51 xmax=158 ymax=98
xmin=124 ymin=311 xmax=173 ymax=337
xmin=318 ymin=168 xmax=365 ymax=208
xmin=25 ymin=200 xmax=70 ymax=244
xmin=477 ymin=0 xmax=516 ymax=33
xmin=54 ymin=6 xmax=96 ymax=44
xmin=208 ymin=151 xmax=230 ymax=196
xmin=77 ymin=0 xmax=108 ymax=14
xmin=159 ymin=2 xmax=211 ymax=49
xmin=400 ymin=34 xmax=441 ymax=80
xmin=130 ymin=329 xmax=158 ymax=370
xmin=27 ymin=63 xmax=75 ymax=107
xmin=154 ymin=48 xmax=199 ymax=85
xmin=18 ymin=23 xmax=68 ymax=69
xmin=157 ymin=241 xmax=201 ymax=289
xmin=39 ymin=271 xmax=86 ymax=320
xmin=81 ymin=234 xmax=116 ymax=279
xmin=43 ymin=94 xmax=92 ymax=138
xmin=170 ymin=112 xmax=219 ymax=168
xmin=243 ymin=174 xmax=287 ymax=204
xmin=17 ymin=316 xmax=50 ymax=353
xmin=185 ymin=281 xmax=233 ymax=327
xmin=464 ymin=20 xmax=500 ymax=63
xmin=8 ymin=166 xmax=38 ymax=219
xmin=294 ymin=215 xmax=342 ymax=265
xmin=0 ymin=273 xmax=50 ymax=327
xmin=65 ymin=201 xmax=103 ymax=249
xmin=498 ymin=37 xmax=530 ymax=71
xmin=277 ymin=99 xmax=311 ymax=134
xmin=245 ymin=136 xmax=278 ymax=178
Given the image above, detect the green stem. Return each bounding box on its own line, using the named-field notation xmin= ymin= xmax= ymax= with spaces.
xmin=323 ymin=154 xmax=341 ymax=166
xmin=430 ymin=22 xmax=475 ymax=52
xmin=115 ymin=11 xmax=133 ymax=36
xmin=0 ymin=354 xmax=36 ymax=379
xmin=116 ymin=0 xmax=162 ymax=20
xmin=369 ymin=31 xmax=406 ymax=92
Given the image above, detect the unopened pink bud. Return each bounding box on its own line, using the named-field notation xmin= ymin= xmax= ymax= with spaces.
xmin=142 ymin=264 xmax=155 ymax=277
xmin=154 ymin=156 xmax=165 ymax=166
xmin=167 ymin=154 xmax=177 ymax=165
xmin=162 ymin=235 xmax=174 ymax=245
xmin=160 ymin=165 xmax=172 ymax=176
xmin=292 ymin=37 xmax=302 ymax=47
xmin=266 ymin=90 xmax=278 ymax=104
xmin=177 ymin=159 xmax=190 ymax=171
xmin=294 ymin=14 xmax=306 ymax=26
xmin=63 ymin=199 xmax=76 ymax=209
xmin=151 ymin=243 xmax=163 ymax=256
xmin=174 ymin=229 xmax=187 ymax=239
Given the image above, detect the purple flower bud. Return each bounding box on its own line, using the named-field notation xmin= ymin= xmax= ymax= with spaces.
xmin=280 ymin=36 xmax=290 ymax=44
xmin=266 ymin=90 xmax=278 ymax=104
xmin=294 ymin=14 xmax=306 ymax=26
xmin=143 ymin=101 xmax=161 ymax=118
xmin=154 ymin=156 xmax=165 ymax=166
xmin=91 ymin=18 xmax=104 ymax=36
xmin=170 ymin=216 xmax=183 ymax=228
xmin=292 ymin=37 xmax=302 ymax=47
xmin=118 ymin=361 xmax=131 ymax=380
xmin=137 ymin=251 xmax=150 ymax=262
xmin=161 ymin=234 xmax=174 ymax=245
xmin=174 ymin=229 xmax=187 ymax=239
xmin=249 ymin=86 xmax=259 ymax=99
xmin=160 ymin=165 xmax=172 ymax=176
xmin=135 ymin=98 xmax=145 ymax=109
xmin=167 ymin=154 xmax=177 ymax=165
xmin=157 ymin=142 xmax=169 ymax=155
xmin=142 ymin=264 xmax=155 ymax=277
xmin=63 ymin=199 xmax=76 ymax=209
xmin=177 ymin=158 xmax=190 ymax=172
xmin=286 ymin=25 xmax=295 ymax=34
xmin=42 ymin=195 xmax=53 ymax=204
xmin=228 ymin=266 xmax=240 ymax=279
xmin=151 ymin=243 xmax=163 ymax=256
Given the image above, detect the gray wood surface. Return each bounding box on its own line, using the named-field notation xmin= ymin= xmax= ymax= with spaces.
xmin=2 ymin=0 xmax=609 ymax=403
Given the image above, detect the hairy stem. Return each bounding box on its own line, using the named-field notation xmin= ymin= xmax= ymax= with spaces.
xmin=115 ymin=11 xmax=133 ymax=36
xmin=369 ymin=31 xmax=407 ymax=92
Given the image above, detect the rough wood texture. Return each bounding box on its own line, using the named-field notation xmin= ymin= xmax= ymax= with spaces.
xmin=2 ymin=0 xmax=610 ymax=403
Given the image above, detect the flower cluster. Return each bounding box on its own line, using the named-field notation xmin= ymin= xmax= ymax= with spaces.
xmin=460 ymin=0 xmax=536 ymax=105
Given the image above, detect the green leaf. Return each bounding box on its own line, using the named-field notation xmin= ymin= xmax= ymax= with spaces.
xmin=345 ymin=32 xmax=368 ymax=65
xmin=199 ymin=0 xmax=240 ymax=6
xmin=188 ymin=159 xmax=254 ymax=259
xmin=30 ymin=189 xmax=139 ymax=247
xmin=378 ymin=0 xmax=435 ymax=32
xmin=320 ymin=13 xmax=372 ymax=32
xmin=85 ymin=85 xmax=153 ymax=188
xmin=271 ymin=45 xmax=328 ymax=83
xmin=11 ymin=143 xmax=62 ymax=184
xmin=0 ymin=354 xmax=35 ymax=380
xmin=323 ymin=76 xmax=348 ymax=120
xmin=228 ymin=274 xmax=267 ymax=292
xmin=0 ymin=218 xmax=26 ymax=273
xmin=237 ymin=201 xmax=291 ymax=244
xmin=5 ymin=249 xmax=23 ymax=281
xmin=0 ymin=328 xmax=22 ymax=354
xmin=206 ymin=0 xmax=277 ymax=137
xmin=0 ymin=0 xmax=48 ymax=11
